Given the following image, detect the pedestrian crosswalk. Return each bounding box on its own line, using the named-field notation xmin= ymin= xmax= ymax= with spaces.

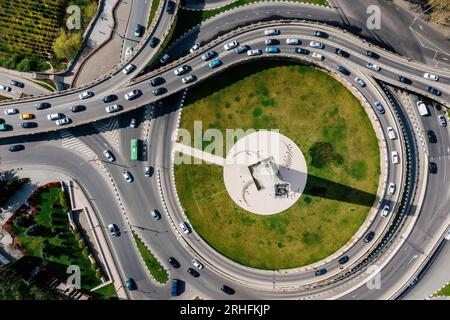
xmin=93 ymin=117 xmax=120 ymax=149
xmin=61 ymin=130 xmax=96 ymax=159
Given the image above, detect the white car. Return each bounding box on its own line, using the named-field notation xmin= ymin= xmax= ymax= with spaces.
xmin=47 ymin=113 xmax=62 ymax=121
xmin=174 ymin=65 xmax=189 ymax=76
xmin=160 ymin=53 xmax=170 ymax=64
xmin=122 ymin=170 xmax=133 ymax=183
xmin=55 ymin=118 xmax=70 ymax=126
xmin=366 ymin=62 xmax=381 ymax=71
xmin=386 ymin=127 xmax=397 ymax=140
xmin=286 ymin=38 xmax=300 ymax=45
xmin=391 ymin=151 xmax=399 ymax=164
xmin=312 ymin=52 xmax=324 ymax=60
xmin=108 ymin=224 xmax=119 ymax=237
xmin=130 ymin=118 xmax=136 ymax=128
xmin=224 ymin=40 xmax=239 ymax=50
xmin=247 ymin=49 xmax=262 ymax=56
xmin=106 ymin=104 xmax=120 ymax=113
xmin=423 ymin=73 xmax=439 ymax=81
xmin=381 ymin=204 xmax=390 ymax=217
xmin=79 ymin=91 xmax=93 ymax=100
xmin=124 ymin=90 xmax=140 ymax=100
xmin=4 ymin=108 xmax=18 ymax=115
xmin=264 ymin=28 xmax=279 ymax=36
xmin=182 ymin=74 xmax=195 ymax=84
xmin=355 ymin=77 xmax=366 ymax=87
xmin=122 ymin=64 xmax=136 ymax=75
xmin=103 ymin=150 xmax=115 ymax=162
xmin=179 ymin=222 xmax=191 ymax=234
xmin=192 ymin=259 xmax=204 ymax=270
xmin=0 ymin=85 xmax=11 ymax=92
xmin=438 ymin=115 xmax=447 ymax=127
xmin=309 ymin=41 xmax=324 ymax=49
xmin=189 ymin=43 xmax=201 ymax=53
xmin=445 ymin=227 xmax=450 ymax=241
xmin=387 ymin=182 xmax=396 ymax=195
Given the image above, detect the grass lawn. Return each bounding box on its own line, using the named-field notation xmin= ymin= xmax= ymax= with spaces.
xmin=132 ymin=230 xmax=168 ymax=284
xmin=433 ymin=282 xmax=450 ymax=297
xmin=30 ymin=79 xmax=56 ymax=92
xmin=92 ymin=283 xmax=118 ymax=300
xmin=174 ymin=62 xmax=380 ymax=269
xmin=12 ymin=187 xmax=101 ymax=291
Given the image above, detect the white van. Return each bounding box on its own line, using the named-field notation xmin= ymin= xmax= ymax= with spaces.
xmin=416 ymin=101 xmax=429 ymax=116
xmin=47 ymin=113 xmax=62 ymax=121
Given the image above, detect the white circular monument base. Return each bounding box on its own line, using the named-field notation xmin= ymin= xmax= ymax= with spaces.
xmin=223 ymin=130 xmax=307 ymax=215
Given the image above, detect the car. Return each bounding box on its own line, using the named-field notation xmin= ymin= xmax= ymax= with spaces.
xmin=8 ymin=144 xmax=24 ymax=152
xmin=221 ymin=285 xmax=235 ymax=295
xmin=335 ymin=48 xmax=349 ymax=58
xmin=10 ymin=80 xmax=24 ymax=88
xmin=364 ymin=231 xmax=375 ymax=243
xmin=55 ymin=118 xmax=70 ymax=126
xmin=179 ymin=222 xmax=191 ymax=234
xmin=149 ymin=36 xmax=159 ymax=48
xmin=126 ymin=278 xmax=137 ymax=290
xmin=427 ymin=130 xmax=437 ymax=143
xmin=160 ymin=53 xmax=170 ymax=64
xmin=122 ymin=64 xmax=136 ymax=75
xmin=130 ymin=118 xmax=137 ymax=128
xmin=21 ymin=122 xmax=37 ymax=129
xmin=336 ymin=65 xmax=350 ymax=76
xmin=152 ymin=87 xmax=167 ymax=96
xmin=125 ymin=45 xmax=133 ymax=58
xmin=247 ymin=49 xmax=262 ymax=56
xmin=444 ymin=227 xmax=450 ymax=241
xmin=0 ymin=85 xmax=11 ymax=92
xmin=355 ymin=77 xmax=366 ymax=87
xmin=366 ymin=50 xmax=380 ymax=59
xmin=265 ymin=38 xmax=279 ymax=45
xmin=265 ymin=47 xmax=280 ymax=53
xmin=423 ymin=73 xmax=439 ymax=81
xmin=429 ymin=162 xmax=438 ymax=174
xmin=122 ymin=170 xmax=133 ymax=183
xmin=187 ymin=268 xmax=200 ymax=278
xmin=286 ymin=38 xmax=301 ymax=45
xmin=149 ymin=76 xmax=165 ymax=87
xmin=438 ymin=115 xmax=447 ymax=127
xmin=235 ymin=45 xmax=249 ymax=54
xmin=79 ymin=91 xmax=93 ymax=100
xmin=309 ymin=41 xmax=324 ymax=49
xmin=168 ymin=257 xmax=180 ymax=268
xmin=312 ymin=52 xmax=324 ymax=60
xmin=224 ymin=40 xmax=239 ymax=50
xmin=151 ymin=209 xmax=161 ymax=220
xmin=182 ymin=74 xmax=196 ymax=84
xmin=47 ymin=113 xmax=63 ymax=121
xmin=20 ymin=113 xmax=34 ymax=120
xmin=106 ymin=104 xmax=121 ymax=113
xmin=338 ymin=255 xmax=349 ymax=265
xmin=71 ymin=105 xmax=86 ymax=113
xmin=387 ymin=127 xmax=396 ymax=140
xmin=387 ymin=182 xmax=396 ymax=195
xmin=103 ymin=150 xmax=115 ymax=162
xmin=124 ymin=89 xmax=140 ymax=101
xmin=174 ymin=65 xmax=189 ymax=76
xmin=201 ymin=50 xmax=216 ymax=61
xmin=294 ymin=47 xmax=309 ymax=55
xmin=315 ymin=268 xmax=327 ymax=276
xmin=166 ymin=0 xmax=175 ymax=14
xmin=171 ymin=279 xmax=179 ymax=296
xmin=381 ymin=204 xmax=390 ymax=217
xmin=314 ymin=30 xmax=328 ymax=38
xmin=103 ymin=94 xmax=117 ymax=103
xmin=366 ymin=62 xmax=381 ymax=71
xmin=189 ymin=42 xmax=201 ymax=53
xmin=398 ymin=75 xmax=412 ymax=84
xmin=35 ymin=102 xmax=50 ymax=110
xmin=208 ymin=59 xmax=222 ymax=68
xmin=264 ymin=28 xmax=279 ymax=36
xmin=374 ymin=101 xmax=385 ymax=114
xmin=108 ymin=224 xmax=120 ymax=237
xmin=427 ymin=86 xmax=441 ymax=96
xmin=192 ymin=259 xmax=204 ymax=270
xmin=134 ymin=24 xmax=145 ymax=37
xmin=391 ymin=151 xmax=399 ymax=164
xmin=416 ymin=101 xmax=430 ymax=116
xmin=144 ymin=166 xmax=152 ymax=177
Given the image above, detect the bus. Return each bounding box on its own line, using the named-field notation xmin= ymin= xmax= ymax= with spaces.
xmin=130 ymin=139 xmax=139 ymax=161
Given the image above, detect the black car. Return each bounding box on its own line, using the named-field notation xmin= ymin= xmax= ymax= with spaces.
xmin=149 ymin=37 xmax=160 ymax=48
xmin=21 ymin=122 xmax=37 ymax=129
xmin=221 ymin=285 xmax=235 ymax=295
xmin=8 ymin=144 xmax=24 ymax=152
xmin=149 ymin=76 xmax=165 ymax=87
xmin=10 ymin=80 xmax=24 ymax=88
xmin=335 ymin=48 xmax=349 ymax=58
xmin=103 ymin=94 xmax=117 ymax=103
xmin=315 ymin=268 xmax=327 ymax=276
xmin=314 ymin=30 xmax=328 ymax=38
xmin=166 ymin=0 xmax=175 ymax=14
xmin=134 ymin=24 xmax=145 ymax=37
xmin=265 ymin=38 xmax=279 ymax=45
xmin=187 ymin=268 xmax=200 ymax=278
xmin=398 ymin=75 xmax=412 ymax=84
xmin=71 ymin=105 xmax=86 ymax=113
xmin=35 ymin=102 xmax=50 ymax=110
xmin=364 ymin=231 xmax=375 ymax=243
xmin=427 ymin=130 xmax=437 ymax=143
xmin=337 ymin=65 xmax=350 ymax=76
xmin=429 ymin=162 xmax=438 ymax=174
xmin=236 ymin=45 xmax=249 ymax=54
xmin=294 ymin=47 xmax=309 ymax=55
xmin=338 ymin=255 xmax=349 ymax=265
xmin=427 ymin=86 xmax=441 ymax=96
xmin=366 ymin=50 xmax=380 ymax=59
xmin=126 ymin=278 xmax=137 ymax=290
xmin=168 ymin=257 xmax=180 ymax=268
xmin=153 ymin=87 xmax=167 ymax=96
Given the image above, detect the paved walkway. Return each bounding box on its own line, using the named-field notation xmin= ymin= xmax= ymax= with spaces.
xmin=183 ymin=0 xmax=238 ymax=11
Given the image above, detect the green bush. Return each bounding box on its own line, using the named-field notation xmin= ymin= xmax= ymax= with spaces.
xmin=52 ymin=30 xmax=82 ymax=60
xmin=78 ymin=239 xmax=85 ymax=249
xmin=82 ymin=247 xmax=89 ymax=257
xmin=75 ymin=233 xmax=81 ymax=241
xmin=95 ymin=269 xmax=102 ymax=279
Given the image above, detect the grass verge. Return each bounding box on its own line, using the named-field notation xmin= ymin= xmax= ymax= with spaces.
xmin=29 ymin=79 xmax=56 ymax=92
xmin=148 ymin=0 xmax=162 ymax=28
xmin=92 ymin=283 xmax=118 ymax=300
xmin=433 ymin=282 xmax=450 ymax=298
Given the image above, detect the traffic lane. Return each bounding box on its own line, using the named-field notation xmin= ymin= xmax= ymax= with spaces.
xmin=122 ymin=0 xmax=153 ymax=58
xmin=0 ymin=74 xmax=49 ymax=98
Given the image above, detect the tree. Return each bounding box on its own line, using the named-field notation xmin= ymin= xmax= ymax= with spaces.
xmin=52 ymin=30 xmax=82 ymax=60
xmin=16 ymin=58 xmax=31 ymax=72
